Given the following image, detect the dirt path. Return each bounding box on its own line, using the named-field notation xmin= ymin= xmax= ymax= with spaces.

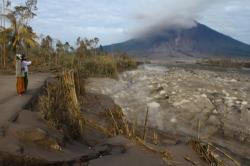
xmin=0 ymin=73 xmax=52 ymax=126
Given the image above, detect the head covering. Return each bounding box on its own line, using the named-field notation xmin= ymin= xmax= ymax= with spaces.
xmin=16 ymin=54 xmax=22 ymax=60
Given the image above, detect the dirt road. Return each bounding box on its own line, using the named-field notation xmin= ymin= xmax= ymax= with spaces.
xmin=0 ymin=73 xmax=52 ymax=126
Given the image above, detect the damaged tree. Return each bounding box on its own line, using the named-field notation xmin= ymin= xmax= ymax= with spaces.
xmin=38 ymin=70 xmax=85 ymax=140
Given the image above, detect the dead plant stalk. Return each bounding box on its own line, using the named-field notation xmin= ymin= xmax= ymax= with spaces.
xmin=143 ymin=107 xmax=149 ymax=141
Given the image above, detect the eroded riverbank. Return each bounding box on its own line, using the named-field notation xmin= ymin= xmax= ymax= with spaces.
xmin=0 ymin=72 xmax=177 ymax=166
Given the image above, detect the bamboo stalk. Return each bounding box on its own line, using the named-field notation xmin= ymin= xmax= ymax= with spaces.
xmin=153 ymin=131 xmax=159 ymax=145
xmin=143 ymin=107 xmax=149 ymax=141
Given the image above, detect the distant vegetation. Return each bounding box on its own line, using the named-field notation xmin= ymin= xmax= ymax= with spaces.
xmin=199 ymin=59 xmax=250 ymax=68
xmin=0 ymin=0 xmax=137 ymax=78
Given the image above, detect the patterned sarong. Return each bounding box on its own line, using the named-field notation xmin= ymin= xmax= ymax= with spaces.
xmin=16 ymin=77 xmax=25 ymax=95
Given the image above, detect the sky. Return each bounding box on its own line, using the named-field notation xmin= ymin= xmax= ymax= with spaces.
xmin=11 ymin=0 xmax=250 ymax=45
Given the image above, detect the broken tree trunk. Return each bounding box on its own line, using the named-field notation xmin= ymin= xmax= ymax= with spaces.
xmin=62 ymin=70 xmax=85 ymax=137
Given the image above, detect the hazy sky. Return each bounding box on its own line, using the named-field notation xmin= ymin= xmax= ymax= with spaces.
xmin=12 ymin=0 xmax=250 ymax=45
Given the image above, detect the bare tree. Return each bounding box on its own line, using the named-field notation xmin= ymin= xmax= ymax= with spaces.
xmin=93 ymin=37 xmax=99 ymax=56
xmin=41 ymin=35 xmax=53 ymax=67
xmin=14 ymin=0 xmax=37 ymax=25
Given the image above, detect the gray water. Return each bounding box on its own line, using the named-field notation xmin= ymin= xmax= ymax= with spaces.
xmin=86 ymin=63 xmax=250 ymax=164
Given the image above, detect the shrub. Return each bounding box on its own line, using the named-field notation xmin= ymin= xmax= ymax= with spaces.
xmin=115 ymin=54 xmax=137 ymax=72
xmin=204 ymin=59 xmax=250 ymax=68
xmin=80 ymin=55 xmax=118 ymax=78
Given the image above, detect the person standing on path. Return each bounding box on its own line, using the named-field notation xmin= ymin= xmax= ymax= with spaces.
xmin=21 ymin=54 xmax=32 ymax=92
xmin=16 ymin=54 xmax=25 ymax=96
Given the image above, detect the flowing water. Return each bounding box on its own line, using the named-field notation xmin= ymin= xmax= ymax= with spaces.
xmin=86 ymin=64 xmax=250 ymax=164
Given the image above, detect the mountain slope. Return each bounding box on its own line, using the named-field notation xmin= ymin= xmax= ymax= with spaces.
xmin=104 ymin=22 xmax=250 ymax=58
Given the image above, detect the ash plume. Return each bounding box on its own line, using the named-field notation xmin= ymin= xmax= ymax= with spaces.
xmin=131 ymin=0 xmax=218 ymax=37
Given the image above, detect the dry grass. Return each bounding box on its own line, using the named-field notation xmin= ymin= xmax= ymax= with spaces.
xmin=82 ymin=104 xmax=176 ymax=163
xmin=115 ymin=54 xmax=138 ymax=72
xmin=1 ymin=49 xmax=138 ymax=80
xmin=200 ymin=59 xmax=250 ymax=68
xmin=74 ymin=54 xmax=137 ymax=78
xmin=189 ymin=140 xmax=225 ymax=166
xmin=188 ymin=139 xmax=242 ymax=166
xmin=79 ymin=55 xmax=118 ymax=78
xmin=28 ymin=53 xmax=137 ymax=79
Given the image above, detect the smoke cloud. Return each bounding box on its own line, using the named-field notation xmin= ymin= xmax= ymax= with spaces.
xmin=131 ymin=0 xmax=218 ymax=36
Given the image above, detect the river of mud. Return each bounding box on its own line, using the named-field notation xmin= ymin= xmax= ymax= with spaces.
xmin=86 ymin=64 xmax=250 ymax=164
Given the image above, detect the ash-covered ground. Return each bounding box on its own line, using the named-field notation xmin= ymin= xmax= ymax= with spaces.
xmin=86 ymin=64 xmax=250 ymax=162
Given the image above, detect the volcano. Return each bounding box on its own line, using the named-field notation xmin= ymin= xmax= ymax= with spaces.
xmin=104 ymin=22 xmax=250 ymax=59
